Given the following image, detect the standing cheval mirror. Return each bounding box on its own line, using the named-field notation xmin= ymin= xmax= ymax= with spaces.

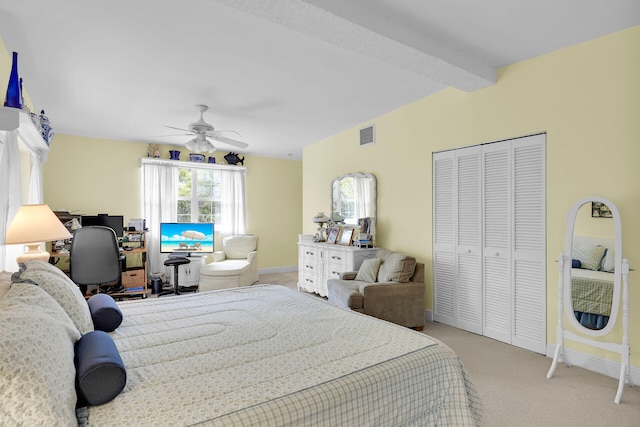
xmin=547 ymin=196 xmax=632 ymax=403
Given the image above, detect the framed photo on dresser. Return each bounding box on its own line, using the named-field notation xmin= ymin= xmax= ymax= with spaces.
xmin=327 ymin=226 xmax=340 ymax=244
xmin=337 ymin=228 xmax=354 ymax=246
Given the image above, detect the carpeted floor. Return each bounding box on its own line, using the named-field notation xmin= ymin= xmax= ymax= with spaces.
xmin=260 ymin=271 xmax=640 ymax=426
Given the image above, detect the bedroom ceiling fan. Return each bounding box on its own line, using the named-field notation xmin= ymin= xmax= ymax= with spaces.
xmin=162 ymin=104 xmax=249 ymax=154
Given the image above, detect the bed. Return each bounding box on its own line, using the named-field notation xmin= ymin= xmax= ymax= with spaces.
xmin=570 ymin=236 xmax=616 ymax=329
xmin=0 ymin=262 xmax=482 ymax=426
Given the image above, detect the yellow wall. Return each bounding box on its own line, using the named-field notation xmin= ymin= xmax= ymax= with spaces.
xmin=43 ymin=135 xmax=302 ymax=269
xmin=303 ymin=26 xmax=640 ymax=365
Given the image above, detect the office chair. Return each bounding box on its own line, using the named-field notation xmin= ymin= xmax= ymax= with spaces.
xmin=70 ymin=226 xmax=124 ymax=296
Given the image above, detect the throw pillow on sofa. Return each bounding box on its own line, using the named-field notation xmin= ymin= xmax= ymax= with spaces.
xmin=355 ymin=258 xmax=382 ymax=283
xmin=376 ymin=249 xmax=417 ymax=282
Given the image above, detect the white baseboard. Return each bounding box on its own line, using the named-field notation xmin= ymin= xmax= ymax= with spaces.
xmin=546 ymin=344 xmax=640 ymax=385
xmin=258 ymin=265 xmax=297 ymax=275
xmin=424 ymin=309 xmax=433 ymax=323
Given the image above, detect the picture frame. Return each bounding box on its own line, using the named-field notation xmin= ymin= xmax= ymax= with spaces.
xmin=327 ymin=226 xmax=340 ymax=244
xmin=337 ymin=227 xmax=354 ymax=246
xmin=592 ymin=202 xmax=612 ymax=218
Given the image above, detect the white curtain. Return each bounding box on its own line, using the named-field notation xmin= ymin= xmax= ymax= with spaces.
xmin=28 ymin=152 xmax=44 ymax=203
xmin=142 ymin=161 xmax=177 ymax=275
xmin=353 ymin=176 xmax=371 ymax=219
xmin=220 ymin=168 xmax=247 ymax=235
xmin=0 ymin=131 xmax=24 ymax=272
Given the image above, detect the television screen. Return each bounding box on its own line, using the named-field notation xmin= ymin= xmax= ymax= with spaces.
xmin=81 ymin=215 xmax=124 ymax=237
xmin=160 ymin=222 xmax=214 ymax=255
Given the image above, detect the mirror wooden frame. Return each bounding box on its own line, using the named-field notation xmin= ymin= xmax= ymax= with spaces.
xmin=547 ymin=196 xmax=632 ymax=404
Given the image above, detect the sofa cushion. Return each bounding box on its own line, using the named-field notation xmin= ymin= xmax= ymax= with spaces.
xmin=355 ymin=257 xmax=382 ymax=283
xmin=376 ymin=250 xmax=417 ymax=283
xmin=201 ymin=259 xmax=251 ymax=277
xmin=223 ymin=235 xmax=257 ymax=259
xmin=327 ymin=279 xmax=365 ymax=310
xmin=0 ymin=283 xmax=80 ymax=425
xmin=12 ymin=260 xmax=94 ymax=334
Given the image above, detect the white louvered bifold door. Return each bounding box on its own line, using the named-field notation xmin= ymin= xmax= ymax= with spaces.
xmin=511 ymin=135 xmax=546 ymax=354
xmin=482 ymin=141 xmax=512 ymax=343
xmin=433 ymin=150 xmax=456 ymax=326
xmin=455 ymin=146 xmax=482 ymax=334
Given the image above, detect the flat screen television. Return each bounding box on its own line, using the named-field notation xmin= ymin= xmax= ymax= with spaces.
xmin=160 ymin=222 xmax=214 ymax=256
xmin=81 ymin=215 xmax=124 ymax=238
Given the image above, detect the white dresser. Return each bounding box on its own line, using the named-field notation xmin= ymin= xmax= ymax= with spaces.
xmin=298 ymin=242 xmax=378 ymax=296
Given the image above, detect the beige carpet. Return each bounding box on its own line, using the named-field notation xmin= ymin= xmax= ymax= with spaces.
xmin=424 ymin=321 xmax=640 ymax=427
xmin=260 ymin=272 xmax=639 ymax=426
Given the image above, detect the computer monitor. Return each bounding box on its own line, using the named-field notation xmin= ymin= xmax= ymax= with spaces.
xmin=81 ymin=215 xmax=125 ymax=238
xmin=160 ymin=222 xmax=214 ymax=256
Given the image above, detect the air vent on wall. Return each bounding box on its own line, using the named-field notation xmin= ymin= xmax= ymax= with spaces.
xmin=359 ymin=125 xmax=375 ymax=146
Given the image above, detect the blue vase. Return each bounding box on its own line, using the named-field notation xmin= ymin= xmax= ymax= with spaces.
xmin=4 ymin=52 xmax=23 ymax=109
xmin=169 ymin=150 xmax=180 ymax=160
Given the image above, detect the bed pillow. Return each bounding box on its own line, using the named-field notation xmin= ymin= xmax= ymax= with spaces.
xmin=601 ymin=248 xmax=615 ymax=272
xmin=355 ymin=258 xmax=382 ymax=283
xmin=75 ymin=330 xmax=127 ymax=406
xmin=0 ymin=283 xmax=80 ymax=426
xmin=572 ymin=244 xmax=607 ymax=271
xmin=87 ymin=294 xmax=123 ymax=332
xmin=571 ymin=259 xmax=582 ymax=269
xmin=12 ymin=260 xmax=94 ymax=334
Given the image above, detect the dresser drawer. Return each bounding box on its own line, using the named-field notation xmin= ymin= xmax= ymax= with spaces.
xmin=122 ymin=270 xmax=145 ymax=288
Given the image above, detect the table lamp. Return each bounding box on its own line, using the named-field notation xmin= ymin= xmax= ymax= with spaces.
xmin=5 ymin=204 xmax=72 ymax=263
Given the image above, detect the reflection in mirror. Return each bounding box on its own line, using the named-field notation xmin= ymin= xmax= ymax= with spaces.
xmin=331 ymin=173 xmax=377 ymax=225
xmin=570 ymin=202 xmax=616 ymax=330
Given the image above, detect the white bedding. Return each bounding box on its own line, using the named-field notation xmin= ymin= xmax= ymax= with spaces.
xmin=86 ymin=285 xmax=481 ymax=426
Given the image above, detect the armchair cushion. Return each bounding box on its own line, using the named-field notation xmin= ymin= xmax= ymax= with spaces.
xmin=224 ymin=235 xmax=257 ymax=259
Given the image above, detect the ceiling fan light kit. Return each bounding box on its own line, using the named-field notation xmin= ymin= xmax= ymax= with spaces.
xmin=163 ymin=104 xmax=249 ymax=154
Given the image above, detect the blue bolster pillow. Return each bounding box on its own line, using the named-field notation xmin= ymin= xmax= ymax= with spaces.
xmin=75 ymin=330 xmax=127 ymax=406
xmin=87 ymin=293 xmax=123 ymax=332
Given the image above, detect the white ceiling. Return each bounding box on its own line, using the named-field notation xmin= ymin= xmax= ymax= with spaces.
xmin=1 ymin=0 xmax=638 ymax=159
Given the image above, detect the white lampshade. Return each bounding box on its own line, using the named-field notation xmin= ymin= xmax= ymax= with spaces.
xmin=5 ymin=204 xmax=72 ymax=263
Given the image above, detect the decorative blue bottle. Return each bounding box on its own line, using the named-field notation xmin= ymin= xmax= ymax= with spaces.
xmin=4 ymin=52 xmax=23 ymax=109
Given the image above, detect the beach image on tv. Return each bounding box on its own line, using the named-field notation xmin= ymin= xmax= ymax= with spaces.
xmin=160 ymin=223 xmax=214 ymax=253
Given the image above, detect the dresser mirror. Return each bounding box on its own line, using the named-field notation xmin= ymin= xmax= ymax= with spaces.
xmin=331 ymin=173 xmax=377 ymax=226
xmin=547 ymin=196 xmax=631 ymax=404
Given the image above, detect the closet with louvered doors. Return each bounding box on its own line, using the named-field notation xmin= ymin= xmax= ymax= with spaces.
xmin=433 ymin=133 xmax=546 ymax=354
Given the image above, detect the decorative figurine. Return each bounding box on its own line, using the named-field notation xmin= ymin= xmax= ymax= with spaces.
xmin=224 ymin=152 xmax=245 ymax=165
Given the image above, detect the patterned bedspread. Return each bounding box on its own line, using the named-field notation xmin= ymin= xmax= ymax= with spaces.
xmin=571 ymin=269 xmax=614 ymax=316
xmin=86 ymin=285 xmax=482 ymax=426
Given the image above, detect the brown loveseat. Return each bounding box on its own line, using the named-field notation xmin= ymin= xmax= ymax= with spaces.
xmin=327 ymin=249 xmax=425 ymax=330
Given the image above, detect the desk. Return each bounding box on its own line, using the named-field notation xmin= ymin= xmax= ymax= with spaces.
xmin=50 ymin=247 xmax=149 ymax=299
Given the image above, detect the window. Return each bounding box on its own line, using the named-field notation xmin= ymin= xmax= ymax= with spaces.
xmin=177 ymin=167 xmax=220 ymax=224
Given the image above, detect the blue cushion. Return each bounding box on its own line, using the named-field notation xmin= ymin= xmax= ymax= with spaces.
xmin=75 ymin=330 xmax=126 ymax=406
xmin=572 ymin=259 xmax=582 ymax=269
xmin=87 ymin=294 xmax=122 ymax=332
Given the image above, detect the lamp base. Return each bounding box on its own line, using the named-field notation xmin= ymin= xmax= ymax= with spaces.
xmin=16 ymin=243 xmax=50 ymax=264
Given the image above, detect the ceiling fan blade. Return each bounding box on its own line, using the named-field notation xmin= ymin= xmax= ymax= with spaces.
xmin=151 ymin=133 xmax=193 ymax=138
xmin=163 ymin=125 xmax=192 ymax=133
xmin=210 ymin=136 xmax=248 ymax=149
xmin=208 ymin=129 xmax=242 ymax=138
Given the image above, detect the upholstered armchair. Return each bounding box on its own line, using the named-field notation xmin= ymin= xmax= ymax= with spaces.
xmin=327 ymin=249 xmax=425 ymax=330
xmin=199 ymin=235 xmax=259 ymax=291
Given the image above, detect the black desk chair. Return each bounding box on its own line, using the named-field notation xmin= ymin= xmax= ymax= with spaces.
xmin=70 ymin=226 xmax=125 ymax=296
xmin=159 ymin=257 xmax=195 ymax=296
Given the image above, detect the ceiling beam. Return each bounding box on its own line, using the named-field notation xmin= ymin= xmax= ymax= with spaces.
xmin=215 ymin=0 xmax=496 ymax=91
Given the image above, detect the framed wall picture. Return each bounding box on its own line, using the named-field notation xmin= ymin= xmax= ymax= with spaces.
xmin=327 ymin=226 xmax=340 ymax=244
xmin=337 ymin=227 xmax=354 ymax=246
